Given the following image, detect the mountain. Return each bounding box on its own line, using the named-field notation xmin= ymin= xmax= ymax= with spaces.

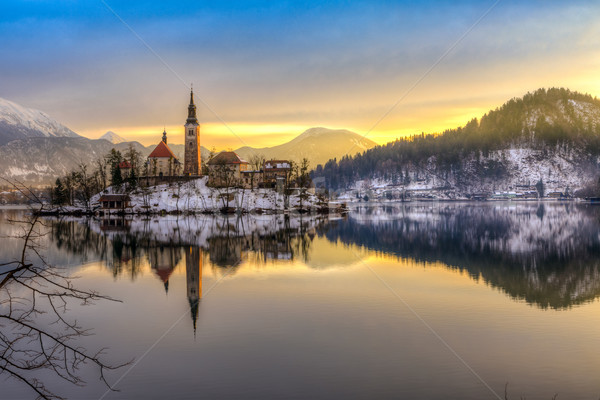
xmin=0 ymin=138 xmax=148 ymax=185
xmin=99 ymin=131 xmax=128 ymax=144
xmin=314 ymin=88 xmax=600 ymax=196
xmin=0 ymin=135 xmax=213 ymax=186
xmin=234 ymin=127 xmax=376 ymax=167
xmin=0 ymin=97 xmax=80 ymax=146
xmin=0 ymin=99 xmax=373 ymax=186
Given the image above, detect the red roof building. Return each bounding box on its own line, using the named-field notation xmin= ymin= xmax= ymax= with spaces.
xmin=148 ymin=140 xmax=177 ymax=159
xmin=147 ymin=130 xmax=181 ymax=177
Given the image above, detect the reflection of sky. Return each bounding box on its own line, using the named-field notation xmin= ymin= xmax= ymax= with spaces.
xmin=2 ymin=1 xmax=600 ymax=147
xmin=4 ymin=207 xmax=600 ymax=398
xmin=6 ymin=249 xmax=600 ymax=400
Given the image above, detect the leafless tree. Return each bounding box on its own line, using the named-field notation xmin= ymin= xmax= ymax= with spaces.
xmin=249 ymin=154 xmax=265 ymax=171
xmin=0 ymin=179 xmax=129 ymax=400
xmin=297 ymin=158 xmax=312 ymax=211
xmin=125 ymin=144 xmax=143 ymax=177
xmin=95 ymin=157 xmax=108 ymax=192
xmin=74 ymin=163 xmax=97 ymax=212
xmin=210 ymin=160 xmax=239 ymax=211
xmin=282 ymin=160 xmax=296 ymax=210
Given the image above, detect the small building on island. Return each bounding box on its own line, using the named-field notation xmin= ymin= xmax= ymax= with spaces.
xmin=147 ymin=130 xmax=181 ymax=177
xmin=241 ymin=170 xmax=264 ymax=189
xmin=263 ymin=160 xmax=291 ymax=187
xmin=207 ymin=151 xmax=249 ymax=187
xmin=99 ymin=194 xmax=131 ymax=211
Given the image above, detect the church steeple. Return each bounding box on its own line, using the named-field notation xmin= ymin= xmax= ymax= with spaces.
xmin=162 ymin=128 xmax=167 ymax=144
xmin=184 ymin=88 xmax=201 ymax=176
xmin=187 ymin=88 xmax=198 ymax=124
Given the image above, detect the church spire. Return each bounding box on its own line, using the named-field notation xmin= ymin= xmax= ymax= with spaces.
xmin=187 ymin=87 xmax=198 ymax=124
xmin=162 ymin=128 xmax=167 ymax=144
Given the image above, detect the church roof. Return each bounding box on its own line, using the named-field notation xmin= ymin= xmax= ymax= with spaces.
xmin=153 ymin=266 xmax=174 ymax=284
xmin=148 ymin=140 xmax=177 ymax=159
xmin=207 ymin=151 xmax=248 ymax=165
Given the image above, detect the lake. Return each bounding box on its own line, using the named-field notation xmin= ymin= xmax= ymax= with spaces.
xmin=1 ymin=202 xmax=600 ymax=399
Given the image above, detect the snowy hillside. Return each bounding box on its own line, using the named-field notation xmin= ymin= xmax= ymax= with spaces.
xmin=91 ymin=177 xmax=320 ymax=213
xmin=0 ymin=97 xmax=79 ymax=145
xmin=341 ymin=145 xmax=598 ymax=200
xmin=0 ymin=137 xmax=148 ymax=185
xmin=317 ymin=88 xmax=600 ymax=197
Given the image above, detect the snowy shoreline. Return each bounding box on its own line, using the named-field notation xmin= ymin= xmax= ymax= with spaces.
xmin=39 ymin=176 xmax=339 ymax=216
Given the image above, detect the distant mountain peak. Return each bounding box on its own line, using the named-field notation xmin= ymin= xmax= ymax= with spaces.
xmin=0 ymin=97 xmax=80 ymax=146
xmin=296 ymin=127 xmax=363 ymax=139
xmin=235 ymin=126 xmax=377 ymax=167
xmin=99 ymin=131 xmax=128 ymax=144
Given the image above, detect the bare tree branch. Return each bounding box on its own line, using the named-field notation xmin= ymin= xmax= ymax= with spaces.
xmin=0 ymin=179 xmax=130 ymax=399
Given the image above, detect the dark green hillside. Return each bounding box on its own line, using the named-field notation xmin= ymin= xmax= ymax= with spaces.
xmin=313 ymin=88 xmax=600 ymax=189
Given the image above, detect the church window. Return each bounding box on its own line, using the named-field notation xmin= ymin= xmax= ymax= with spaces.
xmin=188 ymin=129 xmax=193 ymax=136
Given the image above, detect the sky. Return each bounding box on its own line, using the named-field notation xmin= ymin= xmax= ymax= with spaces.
xmin=1 ymin=0 xmax=600 ymax=149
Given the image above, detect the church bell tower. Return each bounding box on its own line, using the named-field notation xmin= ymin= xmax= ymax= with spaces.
xmin=184 ymin=89 xmax=201 ymax=175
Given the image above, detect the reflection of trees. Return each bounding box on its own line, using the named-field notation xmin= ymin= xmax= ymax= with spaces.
xmin=45 ymin=214 xmax=324 ymax=285
xmin=325 ymin=203 xmax=600 ymax=309
xmin=0 ymin=184 xmax=127 ymax=400
xmin=207 ymin=215 xmax=316 ymax=272
xmin=51 ymin=218 xmax=109 ymax=263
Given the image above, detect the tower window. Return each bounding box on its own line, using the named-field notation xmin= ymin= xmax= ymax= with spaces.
xmin=188 ymin=129 xmax=193 ymax=136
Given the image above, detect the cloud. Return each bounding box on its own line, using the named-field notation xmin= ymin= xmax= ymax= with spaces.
xmin=1 ymin=1 xmax=600 ymax=148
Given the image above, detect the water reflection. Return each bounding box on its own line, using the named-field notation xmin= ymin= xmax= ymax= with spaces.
xmin=186 ymin=246 xmax=201 ymax=332
xmin=43 ymin=214 xmax=328 ymax=332
xmin=42 ymin=202 xmax=600 ymax=309
xmin=339 ymin=202 xmax=600 ymax=309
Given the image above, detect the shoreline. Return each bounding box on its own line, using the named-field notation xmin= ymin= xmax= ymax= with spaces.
xmin=25 ymin=197 xmax=598 ymax=217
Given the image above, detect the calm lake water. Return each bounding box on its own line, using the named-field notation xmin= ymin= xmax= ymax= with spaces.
xmin=2 ymin=202 xmax=600 ymax=399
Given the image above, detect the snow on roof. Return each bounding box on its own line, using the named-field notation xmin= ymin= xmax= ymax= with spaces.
xmin=264 ymin=159 xmax=291 ymax=170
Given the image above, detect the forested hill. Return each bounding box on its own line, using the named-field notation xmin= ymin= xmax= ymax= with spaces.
xmin=313 ymin=88 xmax=600 ymax=195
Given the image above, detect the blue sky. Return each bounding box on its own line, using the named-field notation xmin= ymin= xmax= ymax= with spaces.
xmin=1 ymin=1 xmax=599 ymax=147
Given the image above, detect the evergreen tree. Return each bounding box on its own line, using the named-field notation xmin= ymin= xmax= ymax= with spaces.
xmin=107 ymin=149 xmax=123 ymax=187
xmin=53 ymin=178 xmax=67 ymax=205
xmin=536 ymin=179 xmax=545 ymax=198
xmin=111 ymin=166 xmax=123 ymax=187
xmin=128 ymin=166 xmax=137 ymax=188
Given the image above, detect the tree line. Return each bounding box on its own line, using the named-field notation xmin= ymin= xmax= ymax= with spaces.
xmin=51 ymin=145 xmax=143 ymax=209
xmin=312 ymin=88 xmax=600 ymax=190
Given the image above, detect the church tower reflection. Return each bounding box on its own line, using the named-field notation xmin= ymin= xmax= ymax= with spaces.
xmin=148 ymin=246 xmax=182 ymax=294
xmin=185 ymin=246 xmax=202 ymax=333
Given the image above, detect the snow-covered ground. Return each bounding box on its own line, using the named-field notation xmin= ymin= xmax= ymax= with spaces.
xmin=337 ymin=146 xmax=598 ymax=201
xmin=93 ymin=176 xmax=321 ymax=214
